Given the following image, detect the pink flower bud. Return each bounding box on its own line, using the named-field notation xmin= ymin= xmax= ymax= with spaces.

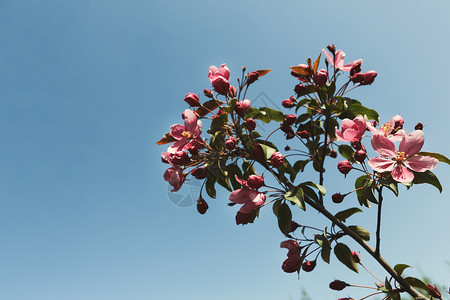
xmin=247 ymin=175 xmax=264 ymax=189
xmin=354 ymin=149 xmax=367 ymax=162
xmin=225 ymin=136 xmax=237 ymax=150
xmin=171 ymin=151 xmax=190 ymax=165
xmin=282 ymin=99 xmax=295 ymax=108
xmin=351 ymin=251 xmax=361 ymax=263
xmin=192 ymin=167 xmax=208 ymax=179
xmin=245 ymin=118 xmax=256 ymax=131
xmin=229 ymin=85 xmax=237 ymax=97
xmin=314 ymin=69 xmax=328 ymax=86
xmin=362 ymin=70 xmax=377 ymax=85
xmin=351 ymin=141 xmax=362 ymax=150
xmin=235 ymin=99 xmax=252 ymax=118
xmin=392 ymin=115 xmax=404 ymax=129
xmin=212 ymin=76 xmax=230 ymax=95
xmin=337 ymin=160 xmax=352 ymax=174
xmin=329 ymin=280 xmax=349 ymax=291
xmin=351 ymin=72 xmax=365 ymax=83
xmin=283 ymin=114 xmax=297 ymax=126
xmin=294 ymin=84 xmax=307 ymax=96
xmin=332 ymin=193 xmax=345 ymax=203
xmin=247 ymin=71 xmax=259 ymax=85
xmin=197 ymin=197 xmax=209 ymax=214
xmin=204 ymin=89 xmax=213 ymax=98
xmin=270 ymin=152 xmax=285 ymax=167
xmin=302 ymin=260 xmax=316 ymax=272
xmin=184 ymin=93 xmax=200 ymax=106
xmin=415 ymin=123 xmax=423 ymax=130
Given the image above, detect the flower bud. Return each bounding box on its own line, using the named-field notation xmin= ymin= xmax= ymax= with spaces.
xmin=302 ymin=260 xmax=316 ymax=272
xmin=337 ymin=160 xmax=352 ymax=175
xmin=245 ymin=118 xmax=256 ymax=131
xmin=235 ymin=100 xmax=252 ymax=118
xmin=212 ymin=76 xmax=230 ymax=95
xmin=191 ymin=167 xmax=208 ymax=179
xmin=225 ymin=136 xmax=237 ymax=150
xmin=354 ymin=149 xmax=367 ymax=162
xmin=329 ymin=280 xmax=349 ymax=291
xmin=286 ymin=130 xmax=295 ymax=140
xmin=427 ymin=284 xmax=442 ymax=299
xmin=351 ymin=72 xmax=365 ymax=84
xmin=280 ymin=124 xmax=292 ymax=134
xmin=329 ymin=150 xmax=337 ymax=158
xmin=351 ymin=251 xmax=361 ymax=263
xmin=314 ymin=69 xmax=328 ymax=86
xmin=282 ymin=99 xmax=295 ymax=108
xmin=285 ymin=146 xmax=291 ymax=151
xmin=332 ymin=193 xmax=345 ymax=204
xmin=362 ymin=70 xmax=377 ymax=85
xmin=351 ymin=141 xmax=362 ymax=150
xmin=270 ymin=152 xmax=285 ymax=167
xmin=247 ymin=175 xmax=264 ymax=189
xmin=171 ymin=151 xmax=190 ymax=165
xmin=283 ymin=114 xmax=297 ymax=126
xmin=247 ymin=71 xmax=259 ymax=85
xmin=229 ymin=85 xmax=237 ymax=98
xmin=327 ymin=44 xmax=336 ymax=54
xmin=184 ymin=93 xmax=200 ymax=106
xmin=350 ymin=61 xmax=362 ymax=76
xmin=204 ymin=89 xmax=214 ymax=98
xmin=415 ymin=122 xmax=424 ymax=130
xmin=297 ymin=130 xmax=309 ymax=139
xmin=294 ymin=84 xmax=307 ymax=96
xmin=197 ymin=197 xmax=209 ymax=214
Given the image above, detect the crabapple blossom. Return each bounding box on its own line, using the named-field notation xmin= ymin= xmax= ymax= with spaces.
xmin=322 ymin=48 xmax=362 ymax=72
xmin=229 ymin=188 xmax=266 ymax=214
xmin=335 ymin=115 xmax=366 ymax=142
xmin=163 ymin=166 xmax=185 ymax=192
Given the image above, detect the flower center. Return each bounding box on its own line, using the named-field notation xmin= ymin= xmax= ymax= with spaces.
xmin=381 ymin=123 xmax=393 ymax=135
xmin=395 ymin=151 xmax=407 ymax=162
xmin=181 ymin=131 xmax=191 ymax=139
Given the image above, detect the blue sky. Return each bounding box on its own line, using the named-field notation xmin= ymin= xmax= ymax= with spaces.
xmin=1 ymin=0 xmax=449 ymax=299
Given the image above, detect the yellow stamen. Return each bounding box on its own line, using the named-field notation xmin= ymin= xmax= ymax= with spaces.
xmin=181 ymin=131 xmax=191 ymax=139
xmin=395 ymin=151 xmax=407 ymax=162
xmin=381 ymin=123 xmax=392 ymax=135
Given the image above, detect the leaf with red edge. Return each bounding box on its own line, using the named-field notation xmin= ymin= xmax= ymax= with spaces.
xmin=312 ymin=53 xmax=322 ymax=73
xmin=156 ymin=133 xmax=176 ymax=145
xmin=255 ymin=69 xmax=272 ymax=77
xmin=290 ymin=66 xmax=309 ymax=76
xmin=195 ymin=100 xmax=225 ymax=117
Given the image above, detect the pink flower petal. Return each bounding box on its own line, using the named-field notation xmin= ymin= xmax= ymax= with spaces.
xmin=342 ymin=128 xmax=360 ymax=142
xmin=371 ymin=134 xmax=396 ymax=158
xmin=399 ymin=130 xmax=424 ymax=157
xmin=342 ymin=59 xmax=363 ymax=72
xmin=322 ymin=49 xmax=334 ymax=67
xmin=335 ymin=128 xmax=345 ymax=141
xmin=208 ymin=65 xmax=219 ymax=81
xmin=389 ymin=130 xmax=407 ymax=142
xmin=183 ymin=109 xmax=198 ymax=133
xmin=353 ymin=115 xmax=366 ymax=134
xmin=391 ymin=165 xmax=414 ymax=183
xmin=334 ymin=50 xmax=346 ymax=69
xmin=170 ymin=124 xmax=186 ymax=140
xmin=229 ymin=188 xmax=253 ymax=204
xmin=193 ymin=120 xmax=203 ymax=138
xmin=404 ymin=155 xmax=438 ymax=172
xmin=368 ymin=157 xmax=396 ymax=172
xmin=219 ymin=64 xmax=230 ymax=80
xmin=341 ymin=118 xmax=355 ymax=131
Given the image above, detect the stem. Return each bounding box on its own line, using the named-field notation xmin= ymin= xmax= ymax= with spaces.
xmin=360 ymin=262 xmax=384 ymax=284
xmin=359 ymin=291 xmax=384 ymax=300
xmin=376 ymin=186 xmax=383 ymax=256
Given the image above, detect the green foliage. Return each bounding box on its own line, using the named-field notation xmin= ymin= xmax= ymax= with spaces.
xmin=334 ymin=243 xmax=359 ymax=273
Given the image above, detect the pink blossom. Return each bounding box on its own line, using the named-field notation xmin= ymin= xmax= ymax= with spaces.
xmin=280 ymin=240 xmax=302 ymax=273
xmin=229 ymin=188 xmax=266 ymax=214
xmin=235 ymin=99 xmax=251 ymax=117
xmin=208 ymin=64 xmax=231 ymax=95
xmin=168 ymin=109 xmax=203 ymax=153
xmin=368 ymin=130 xmax=438 ymax=183
xmin=208 ymin=64 xmax=230 ymax=81
xmin=270 ymin=152 xmax=285 ymax=167
xmin=322 ymin=48 xmax=362 ymax=72
xmin=164 ymin=167 xmax=185 ymax=192
xmin=335 ymin=115 xmax=366 ymax=142
xmin=365 ymin=115 xmax=406 ymax=142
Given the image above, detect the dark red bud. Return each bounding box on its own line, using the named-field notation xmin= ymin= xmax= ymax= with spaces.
xmin=351 ymin=72 xmax=365 ymax=84
xmin=197 ymin=197 xmax=209 ymax=214
xmin=285 ymin=146 xmax=291 ymax=151
xmin=294 ymin=84 xmax=307 ymax=96
xmin=236 ymin=211 xmax=256 ymax=225
xmin=280 ymin=124 xmax=292 ymax=134
xmin=351 ymin=251 xmax=361 ymax=263
xmin=184 ymin=93 xmax=200 ymax=106
xmin=247 ymin=71 xmax=259 ymax=85
xmin=329 ymin=150 xmax=337 ymax=158
xmin=354 ymin=149 xmax=367 ymax=162
xmin=351 ymin=141 xmax=362 ymax=150
xmin=282 ymin=99 xmax=295 ymax=108
xmin=337 ymin=160 xmax=352 ymax=175
xmin=332 ymin=193 xmax=345 ymax=204
xmin=314 ymin=69 xmax=328 ymax=87
xmin=361 ymin=70 xmax=377 ymax=85
xmin=252 ymin=142 xmax=265 ymax=161
xmin=245 ymin=118 xmax=256 ymax=131
xmin=415 ymin=123 xmax=424 ymax=130
xmin=327 ymin=44 xmax=336 ymax=54
xmin=329 ymin=280 xmax=349 ymax=291
xmin=191 ymin=167 xmax=208 ymax=179
xmin=229 ymin=85 xmax=237 ymax=98
xmin=247 ymin=175 xmax=264 ymax=189
xmin=270 ymin=152 xmax=285 ymax=167
xmin=302 ymin=260 xmax=316 ymax=272
xmin=283 ymin=114 xmax=297 ymax=126
xmin=225 ymin=137 xmax=237 ymax=150
xmin=203 ymin=89 xmax=214 ymax=98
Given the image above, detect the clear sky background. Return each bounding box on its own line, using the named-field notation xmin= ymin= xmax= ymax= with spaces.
xmin=1 ymin=1 xmax=449 ymax=299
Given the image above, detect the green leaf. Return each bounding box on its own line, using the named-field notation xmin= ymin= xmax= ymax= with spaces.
xmin=301 ymin=185 xmax=319 ymax=203
xmin=205 ymin=177 xmax=216 ymax=199
xmin=227 ymin=164 xmax=243 ymax=190
xmin=258 ymin=143 xmax=277 ymax=161
xmin=315 ymin=234 xmax=331 ymax=263
xmin=334 ymin=207 xmax=363 ymax=222
xmin=208 ymin=113 xmax=228 ymax=133
xmin=348 ymin=103 xmax=379 ymax=122
xmin=295 ymin=98 xmax=311 ymax=113
xmin=412 ymin=170 xmax=442 ymax=193
xmin=394 ymin=264 xmax=411 ymax=276
xmin=277 ymin=203 xmax=292 ymax=236
xmin=379 ymin=177 xmax=399 ymax=197
xmin=302 ymin=181 xmax=326 ymax=195
xmin=272 ymin=199 xmax=282 ymax=218
xmin=348 ymin=225 xmax=370 ymax=241
xmin=251 ymin=131 xmax=262 ymax=139
xmin=338 ymin=144 xmax=356 ymax=162
xmin=355 ymin=175 xmax=371 ymax=207
xmin=417 ymin=151 xmax=450 ymax=165
xmin=220 ymin=98 xmax=237 ymax=113
xmin=252 ymin=107 xmax=286 ymax=123
xmin=293 ymin=159 xmax=310 ymax=173
xmin=403 ymin=277 xmax=429 ymax=291
xmin=243 ymin=107 xmax=261 ymax=119
xmin=284 ymin=186 xmax=306 ymax=210
xmin=334 ymin=243 xmax=359 ymax=273
xmin=242 ymin=160 xmax=256 ymax=177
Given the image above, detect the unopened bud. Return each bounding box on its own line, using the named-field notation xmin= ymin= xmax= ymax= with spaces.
xmin=191 ymin=167 xmax=208 ymax=179
xmin=415 ymin=123 xmax=424 ymax=130
xmin=314 ymin=69 xmax=328 ymax=87
xmin=351 ymin=72 xmax=365 ymax=84
xmin=361 ymin=70 xmax=377 ymax=85
xmin=285 ymin=146 xmax=291 ymax=151
xmin=245 ymin=118 xmax=256 ymax=131
xmin=197 ymin=197 xmax=209 ymax=214
xmin=270 ymin=152 xmax=285 ymax=167
xmin=351 ymin=251 xmax=361 ymax=263
xmin=427 ymin=284 xmax=442 ymax=299
xmin=282 ymin=99 xmax=296 ymax=108
xmin=351 ymin=141 xmax=362 ymax=150
xmin=204 ymin=89 xmax=214 ymax=98
xmin=184 ymin=93 xmax=200 ymax=106
xmin=354 ymin=149 xmax=367 ymax=162
xmin=329 ymin=150 xmax=337 ymax=158
xmin=247 ymin=175 xmax=264 ymax=189
xmin=327 ymin=44 xmax=336 ymax=54
xmin=302 ymin=260 xmax=316 ymax=272
xmin=225 ymin=136 xmax=237 ymax=150
xmin=337 ymin=160 xmax=352 ymax=175
xmin=332 ymin=193 xmax=345 ymax=203
xmin=294 ymin=84 xmax=307 ymax=96
xmin=171 ymin=151 xmax=190 ymax=165
xmin=229 ymin=85 xmax=237 ymax=98
xmin=283 ymin=114 xmax=297 ymax=126
xmin=297 ymin=130 xmax=309 ymax=139
xmin=329 ymin=280 xmax=349 ymax=291
xmin=247 ymin=71 xmax=259 ymax=85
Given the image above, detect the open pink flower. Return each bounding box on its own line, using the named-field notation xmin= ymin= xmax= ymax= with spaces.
xmin=208 ymin=64 xmax=230 ymax=81
xmin=368 ymin=130 xmax=438 ymax=183
xmin=208 ymin=64 xmax=231 ymax=95
xmin=168 ymin=109 xmax=203 ymax=152
xmin=164 ymin=166 xmax=185 ymax=192
xmin=365 ymin=115 xmax=406 ymax=142
xmin=322 ymin=49 xmax=362 ymax=72
xmin=335 ymin=115 xmax=366 ymax=142
xmin=280 ymin=240 xmax=302 ymax=273
xmin=229 ymin=188 xmax=266 ymax=214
